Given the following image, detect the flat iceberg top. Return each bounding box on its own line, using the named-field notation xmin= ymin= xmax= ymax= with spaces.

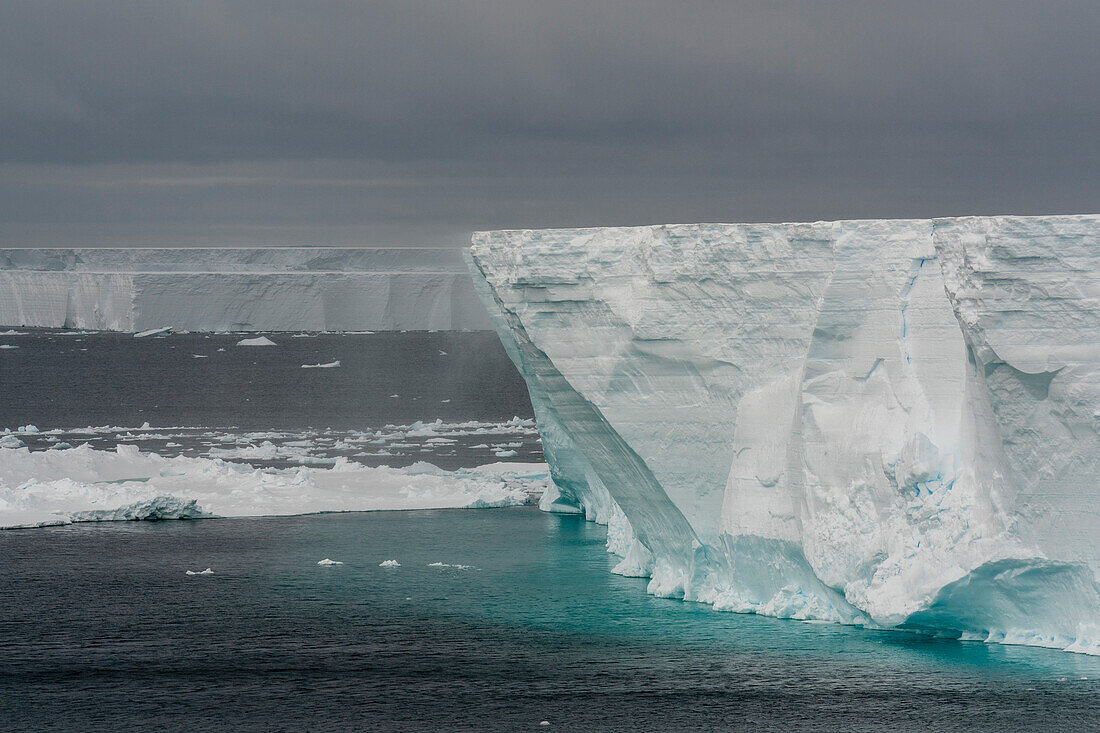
xmin=468 ymin=214 xmax=1100 ymax=655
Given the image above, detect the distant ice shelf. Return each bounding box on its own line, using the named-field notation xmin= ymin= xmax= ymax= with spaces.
xmin=0 ymin=247 xmax=492 ymax=331
xmin=467 ymin=215 xmax=1100 ymax=654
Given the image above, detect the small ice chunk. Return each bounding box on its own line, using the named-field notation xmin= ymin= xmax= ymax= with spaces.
xmin=428 ymin=562 xmax=475 ymax=570
xmin=317 ymin=558 xmax=344 ymax=566
xmin=540 ymin=722 xmax=550 ymax=727
xmin=134 ymin=327 xmax=172 ymax=338
xmin=236 ymin=336 xmax=277 ymax=347
xmin=379 ymin=560 xmax=401 ymax=567
xmin=185 ymin=568 xmax=214 ymax=576
xmin=389 ymin=394 xmax=400 ymax=398
xmin=18 ymin=425 xmax=39 ymax=434
xmin=193 ymin=354 xmax=208 ymax=358
xmin=51 ymin=442 xmax=73 ymax=450
xmin=0 ymin=435 xmax=24 ymax=448
xmin=494 ymin=449 xmax=518 ymax=458
xmin=301 ymin=360 xmax=341 ymax=369
xmin=0 ymin=344 xmax=18 ymax=350
xmin=441 ymin=399 xmax=451 ymax=403
xmin=439 ymin=350 xmax=448 ymax=355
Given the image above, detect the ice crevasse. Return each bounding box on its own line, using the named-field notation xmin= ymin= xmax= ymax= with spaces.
xmin=466 ymin=215 xmax=1100 ymax=654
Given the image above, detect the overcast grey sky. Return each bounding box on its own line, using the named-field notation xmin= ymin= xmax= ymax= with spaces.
xmin=2 ymin=0 xmax=1097 ymax=246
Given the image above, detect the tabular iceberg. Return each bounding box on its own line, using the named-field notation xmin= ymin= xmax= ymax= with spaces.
xmin=0 ymin=247 xmax=492 ymax=331
xmin=467 ymin=215 xmax=1100 ymax=653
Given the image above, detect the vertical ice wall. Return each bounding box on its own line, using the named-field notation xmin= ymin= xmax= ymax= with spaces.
xmin=468 ymin=215 xmax=1100 ymax=653
xmin=0 ymin=248 xmax=492 ymax=331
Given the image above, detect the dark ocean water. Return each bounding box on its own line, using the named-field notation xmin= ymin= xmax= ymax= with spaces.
xmin=0 ymin=330 xmax=533 ymax=430
xmin=1 ymin=510 xmax=1098 ymax=732
xmin=1 ymin=331 xmax=1098 ymax=731
xmin=0 ymin=330 xmax=542 ymax=470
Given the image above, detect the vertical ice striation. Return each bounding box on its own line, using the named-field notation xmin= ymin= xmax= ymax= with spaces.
xmin=467 ymin=215 xmax=1100 ymax=653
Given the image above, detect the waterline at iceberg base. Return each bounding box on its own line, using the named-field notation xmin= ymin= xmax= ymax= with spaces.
xmin=466 ymin=215 xmax=1100 ymax=654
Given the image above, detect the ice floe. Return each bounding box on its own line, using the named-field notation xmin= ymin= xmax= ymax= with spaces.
xmin=0 ymin=442 xmax=546 ymax=529
xmin=236 ymin=336 xmax=277 ymax=347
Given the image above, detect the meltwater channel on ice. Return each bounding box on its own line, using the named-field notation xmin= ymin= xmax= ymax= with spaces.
xmin=1 ymin=215 xmax=1098 ymax=656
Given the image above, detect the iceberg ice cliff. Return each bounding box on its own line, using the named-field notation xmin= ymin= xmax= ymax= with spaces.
xmin=0 ymin=248 xmax=491 ymax=331
xmin=466 ymin=215 xmax=1100 ymax=653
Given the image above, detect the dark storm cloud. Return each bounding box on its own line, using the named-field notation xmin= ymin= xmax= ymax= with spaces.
xmin=1 ymin=0 xmax=1098 ymax=245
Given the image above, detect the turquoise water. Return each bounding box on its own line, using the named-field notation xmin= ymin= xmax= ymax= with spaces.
xmin=2 ymin=507 xmax=1097 ymax=731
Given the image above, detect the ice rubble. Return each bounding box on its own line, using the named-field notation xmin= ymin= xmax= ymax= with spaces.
xmin=0 ymin=247 xmax=492 ymax=331
xmin=467 ymin=215 xmax=1100 ymax=654
xmin=0 ymin=443 xmax=547 ymax=529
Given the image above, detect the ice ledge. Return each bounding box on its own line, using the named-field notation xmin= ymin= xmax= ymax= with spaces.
xmin=468 ymin=214 xmax=1100 ymax=654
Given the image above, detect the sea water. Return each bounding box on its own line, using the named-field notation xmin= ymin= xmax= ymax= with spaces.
xmin=1 ymin=331 xmax=1098 ymax=731
xmin=1 ymin=510 xmax=1098 ymax=731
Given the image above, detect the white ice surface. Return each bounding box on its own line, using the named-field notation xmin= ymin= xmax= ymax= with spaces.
xmin=0 ymin=443 xmax=547 ymax=529
xmin=236 ymin=336 xmax=277 ymax=347
xmin=468 ymin=215 xmax=1100 ymax=654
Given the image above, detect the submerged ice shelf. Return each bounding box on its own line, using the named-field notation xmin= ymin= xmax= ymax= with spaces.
xmin=467 ymin=215 xmax=1100 ymax=654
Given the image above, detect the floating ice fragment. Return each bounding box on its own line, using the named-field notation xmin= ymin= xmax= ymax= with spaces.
xmin=134 ymin=327 xmax=172 ymax=338
xmin=0 ymin=435 xmax=24 ymax=448
xmin=493 ymin=449 xmax=518 ymax=458
xmin=439 ymin=350 xmax=447 ymax=355
xmin=236 ymin=336 xmax=277 ymax=347
xmin=379 ymin=560 xmax=401 ymax=567
xmin=427 ymin=562 xmax=475 ymax=570
xmin=389 ymin=394 xmax=400 ymax=398
xmin=192 ymin=354 xmax=208 ymax=358
xmin=185 ymin=568 xmax=214 ymax=576
xmin=301 ymin=360 xmax=341 ymax=369
xmin=17 ymin=425 xmax=39 ymax=434
xmin=317 ymin=558 xmax=344 ymax=566
xmin=0 ymin=344 xmax=18 ymax=349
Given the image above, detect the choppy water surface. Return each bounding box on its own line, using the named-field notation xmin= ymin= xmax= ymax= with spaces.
xmin=1 ymin=510 xmax=1097 ymax=732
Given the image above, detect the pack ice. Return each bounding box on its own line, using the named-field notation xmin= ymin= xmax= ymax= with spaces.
xmin=467 ymin=215 xmax=1100 ymax=654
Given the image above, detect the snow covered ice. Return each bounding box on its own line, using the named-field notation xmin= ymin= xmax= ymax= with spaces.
xmin=236 ymin=336 xmax=277 ymax=347
xmin=467 ymin=214 xmax=1100 ymax=654
xmin=0 ymin=442 xmax=547 ymax=530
